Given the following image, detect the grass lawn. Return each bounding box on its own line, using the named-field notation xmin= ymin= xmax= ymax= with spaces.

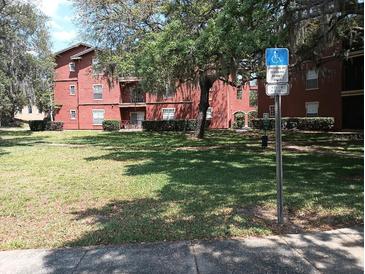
xmin=0 ymin=129 xmax=363 ymax=250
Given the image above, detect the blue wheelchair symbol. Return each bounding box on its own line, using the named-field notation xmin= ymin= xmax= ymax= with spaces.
xmin=266 ymin=48 xmax=289 ymax=66
xmin=271 ymin=51 xmax=281 ymax=64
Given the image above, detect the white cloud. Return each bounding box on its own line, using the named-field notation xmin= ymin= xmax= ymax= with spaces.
xmin=63 ymin=15 xmax=73 ymax=22
xmin=36 ymin=0 xmax=71 ymax=17
xmin=48 ymin=20 xmax=62 ymax=30
xmin=53 ymin=30 xmax=77 ymax=41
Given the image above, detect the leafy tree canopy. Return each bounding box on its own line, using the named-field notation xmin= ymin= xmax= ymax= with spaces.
xmin=73 ymin=0 xmax=363 ymax=137
xmin=0 ymin=0 xmax=54 ymax=124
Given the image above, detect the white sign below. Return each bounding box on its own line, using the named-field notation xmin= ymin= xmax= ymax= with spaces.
xmin=265 ymin=83 xmax=289 ymax=96
xmin=266 ymin=66 xmax=288 ymax=83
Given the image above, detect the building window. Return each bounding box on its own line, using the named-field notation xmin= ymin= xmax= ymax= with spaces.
xmin=92 ymin=110 xmax=105 ymax=125
xmin=38 ymin=108 xmax=42 ymax=114
xmin=69 ymin=62 xmax=75 ymax=72
xmin=28 ymin=105 xmax=32 ymax=114
xmin=93 ymin=84 xmax=103 ymax=99
xmin=236 ymin=88 xmax=242 ymax=99
xmin=163 ymin=80 xmax=175 ymax=99
xmin=69 ymin=85 xmax=76 ymax=95
xmin=92 ymin=58 xmax=102 ymax=75
xmin=70 ymin=110 xmax=77 ymax=120
xmin=305 ymin=102 xmax=319 ymax=117
xmin=306 ymin=69 xmax=318 ymax=90
xmin=162 ymin=108 xmax=175 ymax=120
xmin=249 ymin=73 xmax=257 ymax=86
xmin=269 ymin=105 xmax=275 ymax=117
xmin=206 ymin=107 xmax=213 ymax=119
xmin=249 ymin=90 xmax=257 ymax=107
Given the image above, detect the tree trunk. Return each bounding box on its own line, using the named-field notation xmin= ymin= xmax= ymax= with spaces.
xmin=195 ymin=74 xmax=214 ymax=139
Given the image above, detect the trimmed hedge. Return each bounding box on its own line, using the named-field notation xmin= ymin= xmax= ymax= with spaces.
xmin=29 ymin=120 xmax=46 ymax=131
xmin=29 ymin=120 xmax=64 ymax=131
xmin=251 ymin=117 xmax=335 ymax=131
xmin=102 ymin=120 xmax=121 ymax=131
xmin=45 ymin=121 xmax=64 ymax=131
xmin=142 ymin=119 xmax=211 ymax=131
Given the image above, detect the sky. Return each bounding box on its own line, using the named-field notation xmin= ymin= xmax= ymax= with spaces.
xmin=37 ymin=0 xmax=81 ymax=53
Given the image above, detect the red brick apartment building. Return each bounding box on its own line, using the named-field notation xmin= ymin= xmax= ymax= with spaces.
xmin=54 ymin=43 xmax=257 ymax=130
xmin=258 ymin=50 xmax=364 ymax=130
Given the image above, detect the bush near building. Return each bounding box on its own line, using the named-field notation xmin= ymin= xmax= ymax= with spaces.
xmin=233 ymin=113 xmax=245 ymax=129
xmin=46 ymin=121 xmax=64 ymax=131
xmin=102 ymin=120 xmax=121 ymax=131
xmin=29 ymin=120 xmax=46 ymax=131
xmin=252 ymin=117 xmax=335 ymax=131
xmin=29 ymin=120 xmax=64 ymax=131
xmin=142 ymin=119 xmax=211 ymax=131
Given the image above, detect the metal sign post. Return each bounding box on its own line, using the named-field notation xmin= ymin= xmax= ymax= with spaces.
xmin=275 ymin=95 xmax=284 ymax=224
xmin=265 ymin=48 xmax=289 ymax=224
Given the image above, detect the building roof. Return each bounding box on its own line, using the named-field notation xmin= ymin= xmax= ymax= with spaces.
xmin=70 ymin=48 xmax=96 ymax=60
xmin=54 ymin=43 xmax=93 ymax=56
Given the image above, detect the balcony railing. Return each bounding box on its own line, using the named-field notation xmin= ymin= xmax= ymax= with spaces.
xmin=130 ymin=96 xmax=145 ymax=103
xmin=121 ymin=120 xmax=144 ymax=129
xmin=120 ymin=95 xmax=146 ymax=104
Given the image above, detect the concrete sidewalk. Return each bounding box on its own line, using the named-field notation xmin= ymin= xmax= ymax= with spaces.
xmin=0 ymin=227 xmax=363 ymax=274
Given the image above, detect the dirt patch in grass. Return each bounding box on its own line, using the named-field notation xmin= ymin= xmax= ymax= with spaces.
xmin=236 ymin=204 xmax=362 ymax=235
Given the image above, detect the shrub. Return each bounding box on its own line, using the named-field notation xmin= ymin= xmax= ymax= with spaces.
xmin=45 ymin=121 xmax=64 ymax=131
xmin=248 ymin=111 xmax=258 ymax=128
xmin=251 ymin=117 xmax=335 ymax=131
xmin=102 ymin=120 xmax=121 ymax=131
xmin=29 ymin=120 xmax=46 ymax=131
xmin=142 ymin=119 xmax=211 ymax=132
xmin=233 ymin=112 xmax=245 ymax=129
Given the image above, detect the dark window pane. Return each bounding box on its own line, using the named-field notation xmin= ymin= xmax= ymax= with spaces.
xmin=249 ymin=90 xmax=257 ymax=107
xmin=236 ymin=89 xmax=242 ymax=99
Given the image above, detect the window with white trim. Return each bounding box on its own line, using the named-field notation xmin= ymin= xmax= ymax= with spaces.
xmin=92 ymin=58 xmax=102 ymax=75
xmin=206 ymin=107 xmax=213 ymax=119
xmin=306 ymin=69 xmax=318 ymax=89
xmin=69 ymin=62 xmax=75 ymax=72
xmin=93 ymin=84 xmax=103 ymax=99
xmin=92 ymin=110 xmax=105 ymax=125
xmin=69 ymin=85 xmax=76 ymax=95
xmin=162 ymin=108 xmax=175 ymax=120
xmin=305 ymin=102 xmax=319 ymax=117
xmin=269 ymin=105 xmax=275 ymax=117
xmin=70 ymin=110 xmax=77 ymax=120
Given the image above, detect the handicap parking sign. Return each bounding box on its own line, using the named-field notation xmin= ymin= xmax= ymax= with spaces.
xmin=266 ymin=48 xmax=289 ymax=84
xmin=265 ymin=48 xmax=289 ymax=66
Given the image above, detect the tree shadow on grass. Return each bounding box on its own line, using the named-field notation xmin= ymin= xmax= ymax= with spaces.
xmin=56 ymin=144 xmax=364 ymax=248
xmin=0 ymin=130 xmax=49 ymax=149
xmin=66 ymin=130 xmax=260 ymax=151
xmin=37 ymin=132 xmax=363 ymax=273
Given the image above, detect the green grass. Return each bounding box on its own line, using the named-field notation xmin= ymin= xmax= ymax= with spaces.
xmin=0 ymin=129 xmax=363 ymax=250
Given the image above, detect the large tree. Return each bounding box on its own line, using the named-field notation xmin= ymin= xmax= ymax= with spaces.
xmin=74 ymin=0 xmax=280 ymax=138
xmin=73 ymin=0 xmax=363 ymax=138
xmin=0 ymin=0 xmax=54 ymax=125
